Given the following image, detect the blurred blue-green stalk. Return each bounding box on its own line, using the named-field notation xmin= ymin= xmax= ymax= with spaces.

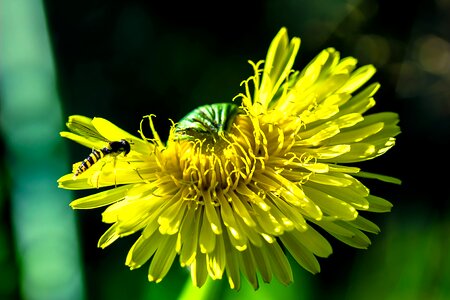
xmin=0 ymin=0 xmax=85 ymax=299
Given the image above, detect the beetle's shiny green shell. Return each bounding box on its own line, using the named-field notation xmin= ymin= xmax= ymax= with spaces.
xmin=171 ymin=103 xmax=239 ymax=141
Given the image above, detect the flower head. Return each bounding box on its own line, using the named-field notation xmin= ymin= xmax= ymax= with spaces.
xmin=58 ymin=28 xmax=400 ymax=290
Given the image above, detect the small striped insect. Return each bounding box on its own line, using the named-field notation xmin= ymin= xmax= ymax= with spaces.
xmin=62 ymin=115 xmax=142 ymax=187
xmin=74 ymin=139 xmax=131 ymax=177
xmin=172 ymin=103 xmax=239 ymax=141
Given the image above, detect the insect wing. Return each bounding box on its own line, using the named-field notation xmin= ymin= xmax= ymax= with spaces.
xmin=91 ymin=117 xmax=136 ymax=146
xmin=66 ymin=115 xmax=104 ymax=137
xmin=61 ymin=115 xmax=109 ymax=149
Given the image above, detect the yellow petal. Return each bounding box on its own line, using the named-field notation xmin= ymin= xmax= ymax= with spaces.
xmin=206 ymin=234 xmax=226 ymax=280
xmin=366 ymin=195 xmax=393 ymax=212
xmin=280 ymin=233 xmax=321 ymax=274
xmin=303 ymin=185 xmax=358 ymax=221
xmin=258 ymin=27 xmax=300 ymax=111
xmin=190 ymin=252 xmax=208 ymax=288
xmin=223 ymin=235 xmax=241 ymax=290
xmin=178 ymin=207 xmax=200 ymax=266
xmin=70 ymin=184 xmax=130 ymax=209
xmin=148 ymin=234 xmax=177 ymax=283
xmin=337 ymin=64 xmax=376 ymax=94
xmin=126 ymin=234 xmax=158 ymax=269
xmin=262 ymin=242 xmax=293 ymax=285
xmin=199 ymin=207 xmax=216 ymax=254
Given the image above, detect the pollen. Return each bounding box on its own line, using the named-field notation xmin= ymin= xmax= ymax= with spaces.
xmin=163 ymin=113 xmax=269 ymax=192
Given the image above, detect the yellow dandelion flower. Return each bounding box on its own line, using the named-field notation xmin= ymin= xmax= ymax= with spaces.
xmin=58 ymin=27 xmax=400 ymax=290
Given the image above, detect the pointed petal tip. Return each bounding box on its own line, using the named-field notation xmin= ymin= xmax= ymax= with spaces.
xmin=148 ymin=275 xmax=162 ymax=283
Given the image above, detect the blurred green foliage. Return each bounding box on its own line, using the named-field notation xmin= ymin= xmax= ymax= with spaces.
xmin=1 ymin=0 xmax=449 ymax=299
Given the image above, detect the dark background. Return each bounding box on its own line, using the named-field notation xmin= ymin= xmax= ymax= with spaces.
xmin=2 ymin=0 xmax=449 ymax=299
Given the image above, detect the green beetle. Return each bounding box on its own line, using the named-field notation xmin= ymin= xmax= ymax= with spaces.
xmin=171 ymin=103 xmax=239 ymax=141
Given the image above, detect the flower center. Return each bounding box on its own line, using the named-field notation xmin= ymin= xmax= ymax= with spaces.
xmin=163 ymin=114 xmax=264 ymax=192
